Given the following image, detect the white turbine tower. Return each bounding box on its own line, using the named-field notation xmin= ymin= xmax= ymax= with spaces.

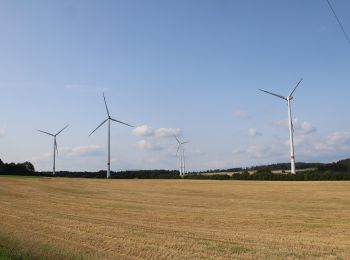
xmin=37 ymin=125 xmax=69 ymax=176
xmin=89 ymin=93 xmax=133 ymax=179
xmin=259 ymin=78 xmax=303 ymax=174
xmin=174 ymin=135 xmax=189 ymax=177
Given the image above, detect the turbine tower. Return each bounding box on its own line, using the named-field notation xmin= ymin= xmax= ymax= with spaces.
xmin=174 ymin=135 xmax=189 ymax=177
xmin=259 ymin=78 xmax=303 ymax=174
xmin=37 ymin=125 xmax=69 ymax=176
xmin=89 ymin=93 xmax=133 ymax=179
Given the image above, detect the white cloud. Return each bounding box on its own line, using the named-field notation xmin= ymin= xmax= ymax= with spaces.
xmin=248 ymin=128 xmax=262 ymax=137
xmin=132 ymin=125 xmax=154 ymax=137
xmin=136 ymin=140 xmax=163 ymax=151
xmin=133 ymin=125 xmax=181 ymax=139
xmin=234 ymin=110 xmax=249 ymax=119
xmin=133 ymin=125 xmax=181 ymax=152
xmin=155 ymin=128 xmax=181 ymax=138
xmin=60 ymin=145 xmax=105 ymax=157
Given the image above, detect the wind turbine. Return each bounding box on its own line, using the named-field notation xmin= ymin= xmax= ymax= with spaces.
xmin=89 ymin=93 xmax=133 ymax=179
xmin=174 ymin=135 xmax=189 ymax=177
xmin=37 ymin=125 xmax=69 ymax=176
xmin=259 ymin=78 xmax=303 ymax=174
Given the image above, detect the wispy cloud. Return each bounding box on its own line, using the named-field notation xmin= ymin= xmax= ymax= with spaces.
xmin=233 ymin=128 xmax=350 ymax=167
xmin=31 ymin=145 xmax=105 ymax=163
xmin=203 ymin=159 xmax=232 ymax=170
xmin=136 ymin=140 xmax=163 ymax=151
xmin=60 ymin=145 xmax=105 ymax=157
xmin=248 ymin=128 xmax=262 ymax=137
xmin=314 ymin=132 xmax=350 ymax=152
xmin=155 ymin=128 xmax=181 ymax=138
xmin=234 ymin=110 xmax=250 ymax=119
xmin=274 ymin=119 xmax=316 ymax=135
xmin=30 ymin=152 xmax=52 ymax=163
xmin=294 ymin=120 xmax=316 ymax=135
xmin=233 ymin=140 xmax=287 ymax=167
xmin=0 ymin=127 xmax=5 ymax=138
xmin=273 ymin=119 xmax=288 ymax=127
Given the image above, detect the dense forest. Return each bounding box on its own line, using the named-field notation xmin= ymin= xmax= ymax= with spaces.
xmin=0 ymin=158 xmax=349 ymax=181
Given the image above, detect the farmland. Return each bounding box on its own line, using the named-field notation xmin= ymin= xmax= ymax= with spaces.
xmin=0 ymin=176 xmax=349 ymax=259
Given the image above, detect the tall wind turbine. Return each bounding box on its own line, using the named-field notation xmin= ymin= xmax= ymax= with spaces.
xmin=259 ymin=78 xmax=303 ymax=174
xmin=37 ymin=125 xmax=69 ymax=176
xmin=89 ymin=93 xmax=133 ymax=179
xmin=174 ymin=135 xmax=189 ymax=177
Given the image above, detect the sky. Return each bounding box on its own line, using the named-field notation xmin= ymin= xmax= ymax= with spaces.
xmin=1 ymin=0 xmax=350 ymax=172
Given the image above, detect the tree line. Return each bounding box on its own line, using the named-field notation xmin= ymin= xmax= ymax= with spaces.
xmin=0 ymin=158 xmax=349 ymax=181
xmin=0 ymin=159 xmax=35 ymax=175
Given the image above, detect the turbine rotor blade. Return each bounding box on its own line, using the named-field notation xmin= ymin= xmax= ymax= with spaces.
xmin=181 ymin=141 xmax=189 ymax=144
xmin=289 ymin=78 xmax=303 ymax=97
xmin=56 ymin=124 xmax=69 ymax=136
xmin=89 ymin=119 xmax=108 ymax=136
xmin=103 ymin=92 xmax=110 ymax=117
xmin=37 ymin=129 xmax=54 ymax=136
xmin=110 ymin=118 xmax=134 ymax=127
xmin=173 ymin=135 xmax=181 ymax=144
xmin=176 ymin=145 xmax=180 ymax=156
xmin=259 ymin=89 xmax=287 ymax=101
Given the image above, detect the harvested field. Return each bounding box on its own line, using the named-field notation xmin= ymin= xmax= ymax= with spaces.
xmin=0 ymin=176 xmax=349 ymax=259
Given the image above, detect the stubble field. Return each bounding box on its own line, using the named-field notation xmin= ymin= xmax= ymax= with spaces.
xmin=0 ymin=176 xmax=349 ymax=259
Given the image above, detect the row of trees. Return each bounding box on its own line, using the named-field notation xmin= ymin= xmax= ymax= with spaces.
xmin=199 ymin=162 xmax=323 ymax=174
xmin=0 ymin=159 xmax=35 ymax=175
xmin=1 ymin=158 xmax=349 ymax=181
xmin=39 ymin=170 xmax=180 ymax=179
xmin=185 ymin=169 xmax=350 ymax=181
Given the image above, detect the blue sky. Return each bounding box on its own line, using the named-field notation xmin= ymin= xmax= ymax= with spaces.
xmin=1 ymin=0 xmax=350 ymax=171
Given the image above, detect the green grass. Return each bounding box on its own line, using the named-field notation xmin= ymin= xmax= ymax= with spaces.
xmin=0 ymin=245 xmax=28 ymax=260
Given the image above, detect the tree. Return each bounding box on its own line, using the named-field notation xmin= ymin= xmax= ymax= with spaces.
xmin=22 ymin=161 xmax=35 ymax=172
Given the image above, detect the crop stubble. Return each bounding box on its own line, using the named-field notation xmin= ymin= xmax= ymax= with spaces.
xmin=0 ymin=177 xmax=349 ymax=259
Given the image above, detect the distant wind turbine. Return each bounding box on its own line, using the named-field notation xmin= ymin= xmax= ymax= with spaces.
xmin=259 ymin=78 xmax=303 ymax=174
xmin=89 ymin=93 xmax=133 ymax=179
xmin=37 ymin=125 xmax=69 ymax=176
xmin=174 ymin=135 xmax=189 ymax=177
